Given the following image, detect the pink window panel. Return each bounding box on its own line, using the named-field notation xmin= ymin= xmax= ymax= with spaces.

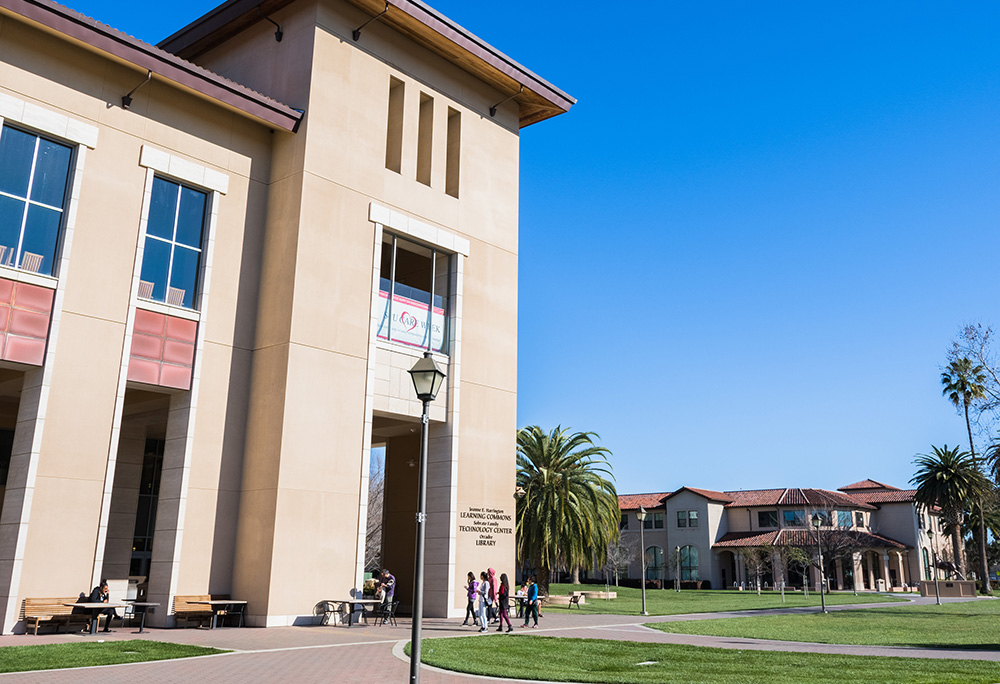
xmin=0 ymin=278 xmax=54 ymax=366
xmin=128 ymin=309 xmax=197 ymax=390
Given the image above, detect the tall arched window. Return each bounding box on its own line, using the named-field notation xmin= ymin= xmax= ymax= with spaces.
xmin=922 ymin=548 xmax=931 ymax=581
xmin=645 ymin=545 xmax=665 ymax=580
xmin=680 ymin=545 xmax=699 ymax=581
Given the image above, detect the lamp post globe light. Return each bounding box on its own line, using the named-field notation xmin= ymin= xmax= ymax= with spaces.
xmin=636 ymin=506 xmax=648 ymax=616
xmin=811 ymin=513 xmax=827 ymax=614
xmin=407 ymin=352 xmax=446 ymax=684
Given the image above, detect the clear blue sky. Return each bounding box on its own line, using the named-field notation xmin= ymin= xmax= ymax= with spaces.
xmin=72 ymin=1 xmax=1000 ymax=495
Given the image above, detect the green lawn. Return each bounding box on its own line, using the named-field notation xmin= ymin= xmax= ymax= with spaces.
xmin=649 ymin=599 xmax=1000 ymax=648
xmin=414 ymin=636 xmax=1000 ymax=684
xmin=0 ymin=640 xmax=225 ymax=673
xmin=542 ymin=583 xmax=906 ymax=615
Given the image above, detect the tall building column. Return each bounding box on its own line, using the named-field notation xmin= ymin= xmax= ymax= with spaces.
xmin=0 ymin=370 xmax=46 ymax=633
xmin=866 ymin=552 xmax=876 ymax=589
xmin=145 ymin=394 xmax=195 ymax=627
xmin=835 ymin=557 xmax=844 ymax=590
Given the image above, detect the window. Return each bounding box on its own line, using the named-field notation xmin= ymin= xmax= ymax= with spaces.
xmin=758 ymin=511 xmax=778 ymax=528
xmin=643 ymin=512 xmax=663 ymax=530
xmin=679 ymin=545 xmax=699 ymax=581
xmin=783 ymin=510 xmax=805 ymax=527
xmin=813 ymin=510 xmax=832 ymax=527
xmin=0 ymin=124 xmax=73 ymax=276
xmin=138 ymin=177 xmax=207 ymax=309
xmin=130 ymin=438 xmax=163 ymax=577
xmin=378 ymin=233 xmax=449 ymax=353
xmin=620 ymin=513 xmax=628 ymax=530
xmin=922 ymin=548 xmax=931 ymax=581
xmin=645 ymin=546 xmax=665 ymax=581
xmin=855 ymin=512 xmax=865 ymax=527
xmin=677 ymin=510 xmax=698 ymax=528
xmin=838 ymin=510 xmax=853 ymax=528
xmin=0 ymin=428 xmax=12 ymax=486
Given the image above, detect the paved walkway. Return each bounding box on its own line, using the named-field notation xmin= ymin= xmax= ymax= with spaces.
xmin=3 ymin=596 xmax=995 ymax=683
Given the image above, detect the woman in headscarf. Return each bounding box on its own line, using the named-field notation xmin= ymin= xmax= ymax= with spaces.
xmin=487 ymin=567 xmax=499 ymax=624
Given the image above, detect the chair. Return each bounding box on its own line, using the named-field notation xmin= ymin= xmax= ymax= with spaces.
xmin=166 ymin=287 xmax=186 ymax=307
xmin=374 ymin=600 xmax=397 ymax=627
xmin=20 ymin=252 xmax=43 ymax=273
xmin=137 ymin=281 xmax=154 ymax=299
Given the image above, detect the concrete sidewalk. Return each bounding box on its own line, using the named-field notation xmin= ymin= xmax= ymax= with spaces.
xmin=3 ymin=596 xmax=996 ymax=683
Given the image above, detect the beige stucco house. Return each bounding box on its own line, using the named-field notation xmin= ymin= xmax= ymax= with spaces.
xmin=0 ymin=0 xmax=572 ymax=632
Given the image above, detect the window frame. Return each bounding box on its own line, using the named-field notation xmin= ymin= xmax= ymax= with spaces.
xmin=679 ymin=545 xmax=699 ymax=581
xmin=138 ymin=175 xmax=208 ymax=310
xmin=783 ymin=510 xmax=805 ymax=527
xmin=757 ymin=510 xmax=778 ymax=528
xmin=378 ymin=231 xmax=451 ymax=355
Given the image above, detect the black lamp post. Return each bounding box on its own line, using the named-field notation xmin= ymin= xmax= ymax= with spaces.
xmin=811 ymin=513 xmax=827 ymax=614
xmin=407 ymin=352 xmax=446 ymax=684
xmin=929 ymin=529 xmax=942 ymax=606
xmin=636 ymin=506 xmax=648 ymax=615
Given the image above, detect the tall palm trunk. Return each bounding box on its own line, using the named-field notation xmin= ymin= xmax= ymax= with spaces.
xmin=950 ymin=510 xmax=966 ymax=579
xmin=964 ymin=401 xmax=992 ymax=593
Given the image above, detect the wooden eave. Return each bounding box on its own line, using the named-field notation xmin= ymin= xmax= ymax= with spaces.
xmin=158 ymin=0 xmax=575 ymax=128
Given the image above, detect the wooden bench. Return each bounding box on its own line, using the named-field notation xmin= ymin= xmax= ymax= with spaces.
xmin=173 ymin=594 xmax=243 ymax=628
xmin=23 ymin=598 xmax=93 ymax=635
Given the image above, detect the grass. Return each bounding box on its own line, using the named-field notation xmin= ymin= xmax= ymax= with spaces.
xmin=649 ymin=599 xmax=1000 ymax=648
xmin=413 ymin=635 xmax=1000 ymax=683
xmin=542 ymin=583 xmax=906 ymax=615
xmin=0 ymin=640 xmax=225 ymax=673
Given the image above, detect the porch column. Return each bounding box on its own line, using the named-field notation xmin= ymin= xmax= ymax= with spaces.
xmin=865 ymin=552 xmax=876 ymax=589
xmin=835 ymin=557 xmax=844 ymax=591
xmin=895 ymin=552 xmax=907 ymax=587
xmin=771 ymin=550 xmax=784 ymax=588
xmin=852 ymin=552 xmax=864 ymax=590
xmin=735 ymin=553 xmax=745 ymax=586
xmin=882 ymin=551 xmax=892 ymax=589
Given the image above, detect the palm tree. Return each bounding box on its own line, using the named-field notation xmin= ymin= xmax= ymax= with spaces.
xmin=911 ymin=445 xmax=991 ymax=580
xmin=941 ymin=358 xmax=992 ymax=593
xmin=515 ymin=426 xmax=619 ymax=595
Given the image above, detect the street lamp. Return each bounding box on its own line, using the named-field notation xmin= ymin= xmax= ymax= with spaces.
xmin=811 ymin=513 xmax=828 ymax=614
xmin=407 ymin=352 xmax=446 ymax=684
xmin=928 ymin=530 xmax=942 ymax=606
xmin=636 ymin=506 xmax=648 ymax=616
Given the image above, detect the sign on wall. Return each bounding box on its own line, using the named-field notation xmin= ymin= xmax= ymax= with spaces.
xmin=459 ymin=506 xmax=514 ymax=547
xmin=376 ymin=290 xmax=445 ymax=351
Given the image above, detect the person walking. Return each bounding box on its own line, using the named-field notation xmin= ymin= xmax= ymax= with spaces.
xmin=477 ymin=571 xmax=490 ymax=632
xmin=487 ymin=567 xmax=499 ymax=624
xmin=521 ymin=575 xmax=539 ymax=628
xmin=496 ymin=573 xmax=513 ymax=632
xmin=462 ymin=571 xmax=478 ymax=626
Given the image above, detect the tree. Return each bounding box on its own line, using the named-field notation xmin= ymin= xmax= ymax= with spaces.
xmin=364 ymin=448 xmax=385 ymax=572
xmin=911 ymin=445 xmax=991 ymax=580
xmin=515 ymin=426 xmax=619 ymax=595
xmin=738 ymin=546 xmax=773 ymax=596
xmin=605 ymin=538 xmax=635 ymax=586
xmin=941 ymin=358 xmax=993 ymax=593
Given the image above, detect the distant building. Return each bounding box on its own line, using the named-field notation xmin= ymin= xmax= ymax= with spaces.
xmin=0 ymin=0 xmax=572 ymax=632
xmin=618 ymin=479 xmax=945 ymax=591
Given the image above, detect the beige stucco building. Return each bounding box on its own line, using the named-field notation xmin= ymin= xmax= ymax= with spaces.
xmin=0 ymin=0 xmax=572 ymax=632
xmin=619 ymin=479 xmax=947 ymax=593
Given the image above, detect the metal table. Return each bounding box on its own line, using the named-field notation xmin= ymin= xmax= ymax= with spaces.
xmin=125 ymin=601 xmax=160 ymax=633
xmin=64 ymin=602 xmax=128 ymax=635
xmin=321 ymin=598 xmax=381 ymax=627
xmin=191 ymin=600 xmax=248 ymax=629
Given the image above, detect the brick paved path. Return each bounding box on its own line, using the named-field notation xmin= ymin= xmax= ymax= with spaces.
xmin=3 ymin=596 xmax=995 ymax=683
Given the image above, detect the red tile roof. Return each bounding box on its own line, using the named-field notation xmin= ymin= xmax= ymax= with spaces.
xmin=723 ymin=488 xmax=876 ymax=510
xmin=845 ymin=489 xmax=918 ymax=504
xmin=617 ymin=493 xmax=669 ymax=510
xmin=714 ymin=528 xmax=906 ymax=550
xmin=663 ymin=487 xmax=733 ymax=504
xmin=839 ymin=479 xmax=899 ymax=491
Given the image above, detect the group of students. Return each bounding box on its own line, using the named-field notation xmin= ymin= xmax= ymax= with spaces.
xmin=462 ymin=570 xmax=539 ymax=632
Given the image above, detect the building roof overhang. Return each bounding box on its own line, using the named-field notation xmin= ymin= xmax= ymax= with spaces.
xmin=0 ymin=0 xmax=304 ymax=132
xmin=157 ymin=0 xmax=575 ymax=128
xmin=713 ymin=528 xmax=907 ymax=551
